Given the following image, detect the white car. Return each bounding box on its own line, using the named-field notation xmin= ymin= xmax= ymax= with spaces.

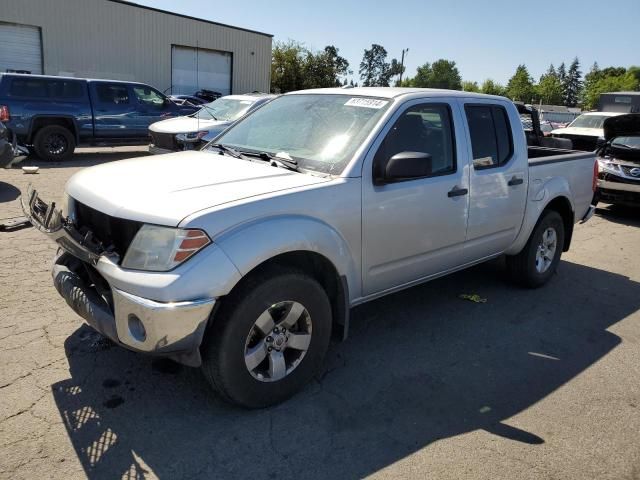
xmin=149 ymin=93 xmax=276 ymax=154
xmin=551 ymin=111 xmax=625 ymax=151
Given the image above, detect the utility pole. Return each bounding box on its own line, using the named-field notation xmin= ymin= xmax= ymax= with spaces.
xmin=399 ymin=48 xmax=409 ymax=85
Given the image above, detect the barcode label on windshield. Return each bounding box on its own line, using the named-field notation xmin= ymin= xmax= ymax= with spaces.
xmin=345 ymin=98 xmax=388 ymax=109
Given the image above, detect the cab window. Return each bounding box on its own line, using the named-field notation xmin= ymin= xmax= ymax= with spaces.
xmin=95 ymin=84 xmax=130 ymax=105
xmin=375 ymin=103 xmax=456 ymax=179
xmin=132 ymin=86 xmax=165 ymax=108
xmin=465 ymin=105 xmax=513 ymax=168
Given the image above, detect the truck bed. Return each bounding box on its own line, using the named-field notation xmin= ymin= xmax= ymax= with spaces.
xmin=528 ymin=146 xmax=595 ymax=166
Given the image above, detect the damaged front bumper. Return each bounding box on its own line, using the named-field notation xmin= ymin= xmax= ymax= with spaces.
xmin=21 ymin=187 xmax=215 ymax=366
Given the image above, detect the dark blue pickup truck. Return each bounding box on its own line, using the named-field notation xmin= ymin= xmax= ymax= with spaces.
xmin=0 ymin=74 xmax=198 ymax=161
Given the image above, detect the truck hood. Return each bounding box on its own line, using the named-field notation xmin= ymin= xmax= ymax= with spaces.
xmin=551 ymin=126 xmax=602 ymax=138
xmin=149 ymin=116 xmax=230 ymax=134
xmin=66 ymin=151 xmax=329 ymax=226
xmin=603 ymin=114 xmax=640 ymax=141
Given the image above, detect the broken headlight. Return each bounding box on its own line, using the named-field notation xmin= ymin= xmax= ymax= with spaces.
xmin=122 ymin=225 xmax=211 ymax=271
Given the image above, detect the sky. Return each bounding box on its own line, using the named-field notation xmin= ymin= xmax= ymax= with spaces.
xmin=134 ymin=0 xmax=639 ymax=86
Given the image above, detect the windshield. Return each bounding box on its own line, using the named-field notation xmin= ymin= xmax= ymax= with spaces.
xmin=611 ymin=136 xmax=640 ymax=149
xmin=209 ymin=94 xmax=391 ymax=174
xmin=195 ymin=98 xmax=255 ymax=122
xmin=569 ymin=114 xmax=609 ymax=129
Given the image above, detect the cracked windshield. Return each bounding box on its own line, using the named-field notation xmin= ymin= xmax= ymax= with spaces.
xmin=211 ymin=94 xmax=391 ymax=174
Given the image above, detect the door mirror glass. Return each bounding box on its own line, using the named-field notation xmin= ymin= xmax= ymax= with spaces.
xmin=384 ymin=151 xmax=432 ymax=182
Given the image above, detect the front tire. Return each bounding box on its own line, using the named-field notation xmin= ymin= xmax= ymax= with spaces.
xmin=33 ymin=125 xmax=76 ymax=161
xmin=201 ymin=267 xmax=332 ymax=408
xmin=507 ymin=210 xmax=565 ymax=288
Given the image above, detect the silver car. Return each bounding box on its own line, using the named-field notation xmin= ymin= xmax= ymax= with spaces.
xmin=24 ymin=88 xmax=596 ymax=408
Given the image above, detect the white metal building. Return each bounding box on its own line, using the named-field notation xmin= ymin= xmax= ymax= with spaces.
xmin=0 ymin=0 xmax=272 ymax=95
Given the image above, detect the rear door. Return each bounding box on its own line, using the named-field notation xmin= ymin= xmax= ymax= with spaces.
xmin=362 ymin=99 xmax=470 ymax=295
xmin=459 ymin=100 xmax=528 ymax=260
xmin=89 ymin=82 xmax=137 ymax=138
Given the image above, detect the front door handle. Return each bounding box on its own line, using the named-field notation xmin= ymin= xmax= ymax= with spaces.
xmin=448 ymin=187 xmax=468 ymax=198
xmin=508 ymin=176 xmax=524 ymax=186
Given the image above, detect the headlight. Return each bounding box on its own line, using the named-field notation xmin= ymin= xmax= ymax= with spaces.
xmin=122 ymin=225 xmax=211 ymax=271
xmin=597 ymin=159 xmax=620 ymax=174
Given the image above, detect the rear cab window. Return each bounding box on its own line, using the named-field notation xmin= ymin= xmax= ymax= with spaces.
xmin=464 ymin=105 xmax=513 ymax=169
xmin=94 ymin=83 xmax=130 ymax=106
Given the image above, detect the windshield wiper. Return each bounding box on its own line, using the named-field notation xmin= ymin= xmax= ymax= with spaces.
xmin=209 ymin=143 xmax=244 ymax=159
xmin=236 ymin=150 xmax=301 ymax=172
xmin=198 ymin=103 xmax=218 ymax=120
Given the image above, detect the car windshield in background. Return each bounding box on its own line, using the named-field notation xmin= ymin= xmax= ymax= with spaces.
xmin=569 ymin=115 xmax=609 ymax=129
xmin=611 ymin=136 xmax=640 ymax=149
xmin=196 ymin=98 xmax=255 ymax=122
xmin=210 ymin=94 xmax=391 ymax=174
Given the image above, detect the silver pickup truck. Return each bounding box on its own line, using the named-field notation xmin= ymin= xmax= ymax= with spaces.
xmin=23 ymin=88 xmax=597 ymax=408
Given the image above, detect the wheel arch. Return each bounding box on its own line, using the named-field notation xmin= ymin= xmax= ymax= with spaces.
xmin=507 ymin=184 xmax=576 ymax=257
xmin=224 ymin=250 xmax=350 ymax=341
xmin=544 ymin=196 xmax=574 ymax=252
xmin=210 ymin=215 xmax=359 ymax=339
xmin=28 ymin=116 xmax=79 ymax=144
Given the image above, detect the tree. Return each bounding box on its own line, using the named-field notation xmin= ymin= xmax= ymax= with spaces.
xmin=407 ymin=59 xmax=462 ymax=90
xmin=582 ymin=65 xmax=640 ymax=109
xmin=506 ymin=64 xmax=535 ymax=102
xmin=271 ymin=41 xmax=351 ymax=93
xmin=563 ymin=57 xmax=583 ymax=107
xmin=271 ymin=40 xmax=306 ymax=93
xmin=480 ymin=79 xmax=506 ymax=96
xmin=536 ymin=64 xmax=563 ymax=104
xmin=359 ymin=44 xmax=400 ymax=87
xmin=302 ymin=45 xmax=350 ymax=89
xmin=462 ymin=80 xmax=480 ymax=92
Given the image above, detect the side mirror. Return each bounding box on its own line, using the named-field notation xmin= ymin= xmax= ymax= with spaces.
xmin=381 ymin=151 xmax=432 ymax=183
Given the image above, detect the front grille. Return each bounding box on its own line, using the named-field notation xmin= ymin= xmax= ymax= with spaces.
xmin=621 ymin=165 xmax=640 ymax=178
xmin=72 ymin=200 xmax=142 ymax=260
xmin=150 ymin=131 xmax=178 ymax=151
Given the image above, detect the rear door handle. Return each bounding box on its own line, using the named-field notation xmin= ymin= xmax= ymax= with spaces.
xmin=508 ymin=176 xmax=524 ymax=186
xmin=448 ymin=187 xmax=468 ymax=198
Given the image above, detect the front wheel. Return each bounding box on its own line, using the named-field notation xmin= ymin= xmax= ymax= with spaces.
xmin=201 ymin=267 xmax=332 ymax=408
xmin=506 ymin=210 xmax=565 ymax=288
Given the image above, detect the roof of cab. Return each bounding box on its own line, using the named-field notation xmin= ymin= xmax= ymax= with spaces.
xmin=286 ymin=86 xmax=507 ymax=101
xmin=0 ymin=72 xmax=153 ymax=87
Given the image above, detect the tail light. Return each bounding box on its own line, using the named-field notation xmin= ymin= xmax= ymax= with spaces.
xmin=592 ymin=159 xmax=598 ymax=192
xmin=0 ymin=105 xmax=9 ymax=123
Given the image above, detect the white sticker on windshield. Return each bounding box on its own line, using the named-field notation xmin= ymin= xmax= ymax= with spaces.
xmin=344 ymin=98 xmax=388 ymax=109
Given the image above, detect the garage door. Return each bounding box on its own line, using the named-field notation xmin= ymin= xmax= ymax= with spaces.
xmin=0 ymin=23 xmax=42 ymax=75
xmin=172 ymin=45 xmax=232 ymax=97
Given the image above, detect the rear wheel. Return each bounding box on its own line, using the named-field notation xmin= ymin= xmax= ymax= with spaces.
xmin=507 ymin=210 xmax=565 ymax=288
xmin=33 ymin=125 xmax=75 ymax=161
xmin=201 ymin=267 xmax=332 ymax=408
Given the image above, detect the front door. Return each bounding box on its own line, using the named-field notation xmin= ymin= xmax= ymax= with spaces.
xmin=130 ymin=85 xmax=175 ymax=137
xmin=362 ymin=100 xmax=470 ymax=296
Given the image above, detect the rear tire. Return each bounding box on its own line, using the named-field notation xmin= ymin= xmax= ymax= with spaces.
xmin=201 ymin=267 xmax=332 ymax=408
xmin=33 ymin=125 xmax=75 ymax=161
xmin=506 ymin=210 xmax=565 ymax=288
